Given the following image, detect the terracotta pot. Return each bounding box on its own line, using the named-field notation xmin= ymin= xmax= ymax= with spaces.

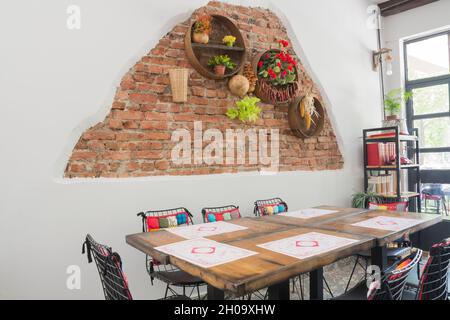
xmin=214 ymin=65 xmax=226 ymax=76
xmin=192 ymin=32 xmax=209 ymax=44
xmin=386 ymin=115 xmax=399 ymax=121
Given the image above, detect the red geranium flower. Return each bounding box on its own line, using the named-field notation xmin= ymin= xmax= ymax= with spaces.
xmin=258 ymin=61 xmax=263 ymax=68
xmin=278 ymin=39 xmax=289 ymax=48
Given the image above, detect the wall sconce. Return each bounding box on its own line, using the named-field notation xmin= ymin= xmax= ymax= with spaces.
xmin=373 ymin=48 xmax=393 ymax=76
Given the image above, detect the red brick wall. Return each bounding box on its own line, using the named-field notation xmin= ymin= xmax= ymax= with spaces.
xmin=65 ymin=1 xmax=343 ymax=178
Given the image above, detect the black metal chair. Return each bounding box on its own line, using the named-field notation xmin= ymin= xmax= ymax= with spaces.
xmin=82 ymin=234 xmax=189 ymax=300
xmin=334 ymin=249 xmax=423 ymax=300
xmin=403 ymin=238 xmax=450 ymax=300
xmin=344 ymin=246 xmax=412 ymax=293
xmin=254 ymin=198 xmax=288 ymax=217
xmin=137 ymin=208 xmax=206 ymax=299
xmin=422 ymin=186 xmax=448 ymax=216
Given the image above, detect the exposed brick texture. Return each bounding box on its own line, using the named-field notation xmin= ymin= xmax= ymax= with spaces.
xmin=65 ymin=1 xmax=344 ymax=178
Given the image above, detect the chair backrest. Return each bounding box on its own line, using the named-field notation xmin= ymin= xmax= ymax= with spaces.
xmin=82 ymin=234 xmax=132 ymax=300
xmin=254 ymin=198 xmax=288 ymax=216
xmin=370 ymin=249 xmax=422 ymax=300
xmin=201 ymin=205 xmax=241 ymax=223
xmin=136 ymin=208 xmax=193 ymax=280
xmin=137 ymin=207 xmax=194 ymax=233
xmin=417 ymin=238 xmax=450 ymax=300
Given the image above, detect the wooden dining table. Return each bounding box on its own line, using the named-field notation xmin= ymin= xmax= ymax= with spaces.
xmin=312 ymin=209 xmax=442 ymax=270
xmin=125 ymin=206 xmax=442 ymax=300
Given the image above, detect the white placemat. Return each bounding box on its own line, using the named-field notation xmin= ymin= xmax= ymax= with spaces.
xmin=351 ymin=216 xmax=422 ymax=231
xmin=155 ymin=238 xmax=258 ymax=268
xmin=166 ymin=221 xmax=248 ymax=239
xmin=257 ymin=232 xmax=358 ymax=260
xmin=279 ymin=208 xmax=339 ymax=219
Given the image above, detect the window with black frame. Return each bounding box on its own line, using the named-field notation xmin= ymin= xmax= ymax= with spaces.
xmin=404 ymin=30 xmax=450 ymax=215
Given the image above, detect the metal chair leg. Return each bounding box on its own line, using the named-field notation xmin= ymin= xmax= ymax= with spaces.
xmin=164 ymin=284 xmax=169 ymax=299
xmin=324 ymin=277 xmax=333 ymax=297
xmin=299 ymin=275 xmax=304 ymax=300
xmin=345 ymin=256 xmax=360 ymax=293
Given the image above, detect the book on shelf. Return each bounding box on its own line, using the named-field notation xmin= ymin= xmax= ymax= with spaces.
xmin=367 ymin=128 xmax=410 ymax=139
xmin=367 ymin=142 xmax=396 ymax=166
xmin=367 ymin=172 xmax=397 ymax=196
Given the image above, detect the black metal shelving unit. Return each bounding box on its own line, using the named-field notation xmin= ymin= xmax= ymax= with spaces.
xmin=363 ymin=126 xmax=421 ymax=212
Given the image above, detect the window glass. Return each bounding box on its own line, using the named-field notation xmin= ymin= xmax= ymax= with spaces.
xmin=414 ymin=117 xmax=450 ymax=149
xmin=412 ymin=84 xmax=449 ymax=115
xmin=407 ymin=34 xmax=449 ymax=81
xmin=420 ymin=152 xmax=450 ymax=169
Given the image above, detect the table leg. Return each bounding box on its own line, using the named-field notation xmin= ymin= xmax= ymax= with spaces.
xmin=371 ymin=245 xmax=387 ymax=271
xmin=267 ymin=280 xmax=290 ymax=300
xmin=207 ymin=285 xmax=225 ymax=300
xmin=309 ymin=268 xmax=324 ymax=300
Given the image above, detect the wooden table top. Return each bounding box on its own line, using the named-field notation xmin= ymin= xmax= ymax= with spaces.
xmin=312 ymin=210 xmax=442 ymax=246
xmin=126 ymin=208 xmax=376 ymax=296
xmin=262 ymin=206 xmax=368 ymax=228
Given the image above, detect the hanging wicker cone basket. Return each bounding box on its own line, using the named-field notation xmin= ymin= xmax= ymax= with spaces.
xmin=252 ymin=49 xmax=300 ymax=106
xmin=169 ymin=69 xmax=189 ymax=103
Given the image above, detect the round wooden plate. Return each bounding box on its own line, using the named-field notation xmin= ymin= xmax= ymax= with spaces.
xmin=288 ymin=95 xmax=325 ymax=138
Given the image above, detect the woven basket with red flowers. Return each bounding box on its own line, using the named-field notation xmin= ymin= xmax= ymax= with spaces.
xmin=253 ymin=39 xmax=299 ymax=105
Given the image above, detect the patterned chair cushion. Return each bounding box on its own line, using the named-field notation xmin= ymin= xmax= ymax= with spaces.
xmin=259 ymin=204 xmax=287 ymax=216
xmin=146 ymin=212 xmax=190 ymax=231
xmin=206 ymin=208 xmax=241 ymax=223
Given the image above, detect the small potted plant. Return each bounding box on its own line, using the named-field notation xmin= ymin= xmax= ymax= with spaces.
xmin=226 ymin=96 xmax=262 ymax=123
xmin=222 ymin=35 xmax=236 ymax=47
xmin=384 ymin=88 xmax=413 ymax=120
xmin=351 ymin=192 xmax=382 ymax=209
xmin=192 ymin=15 xmax=212 ymax=44
xmin=207 ymin=55 xmax=236 ymax=76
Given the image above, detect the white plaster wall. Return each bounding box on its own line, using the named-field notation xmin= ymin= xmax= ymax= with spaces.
xmin=0 ymin=0 xmax=381 ymax=299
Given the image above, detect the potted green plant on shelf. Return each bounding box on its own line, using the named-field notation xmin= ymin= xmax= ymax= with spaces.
xmin=222 ymin=35 xmax=236 ymax=47
xmin=207 ymin=55 xmax=236 ymax=76
xmin=192 ymin=15 xmax=212 ymax=44
xmin=351 ymin=192 xmax=382 ymax=209
xmin=384 ymin=88 xmax=413 ymax=120
xmin=226 ymin=96 xmax=262 ymax=123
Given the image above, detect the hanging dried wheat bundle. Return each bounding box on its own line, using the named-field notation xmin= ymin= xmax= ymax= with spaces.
xmin=243 ymin=63 xmax=257 ymax=94
xmin=299 ymin=94 xmax=319 ymax=130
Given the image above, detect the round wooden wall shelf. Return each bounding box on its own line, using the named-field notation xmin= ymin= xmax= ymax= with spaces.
xmin=252 ymin=49 xmax=299 ymax=106
xmin=288 ymin=95 xmax=325 ymax=138
xmin=185 ymin=15 xmax=246 ymax=80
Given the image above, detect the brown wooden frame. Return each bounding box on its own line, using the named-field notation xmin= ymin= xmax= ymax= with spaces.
xmin=185 ymin=15 xmax=246 ymax=80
